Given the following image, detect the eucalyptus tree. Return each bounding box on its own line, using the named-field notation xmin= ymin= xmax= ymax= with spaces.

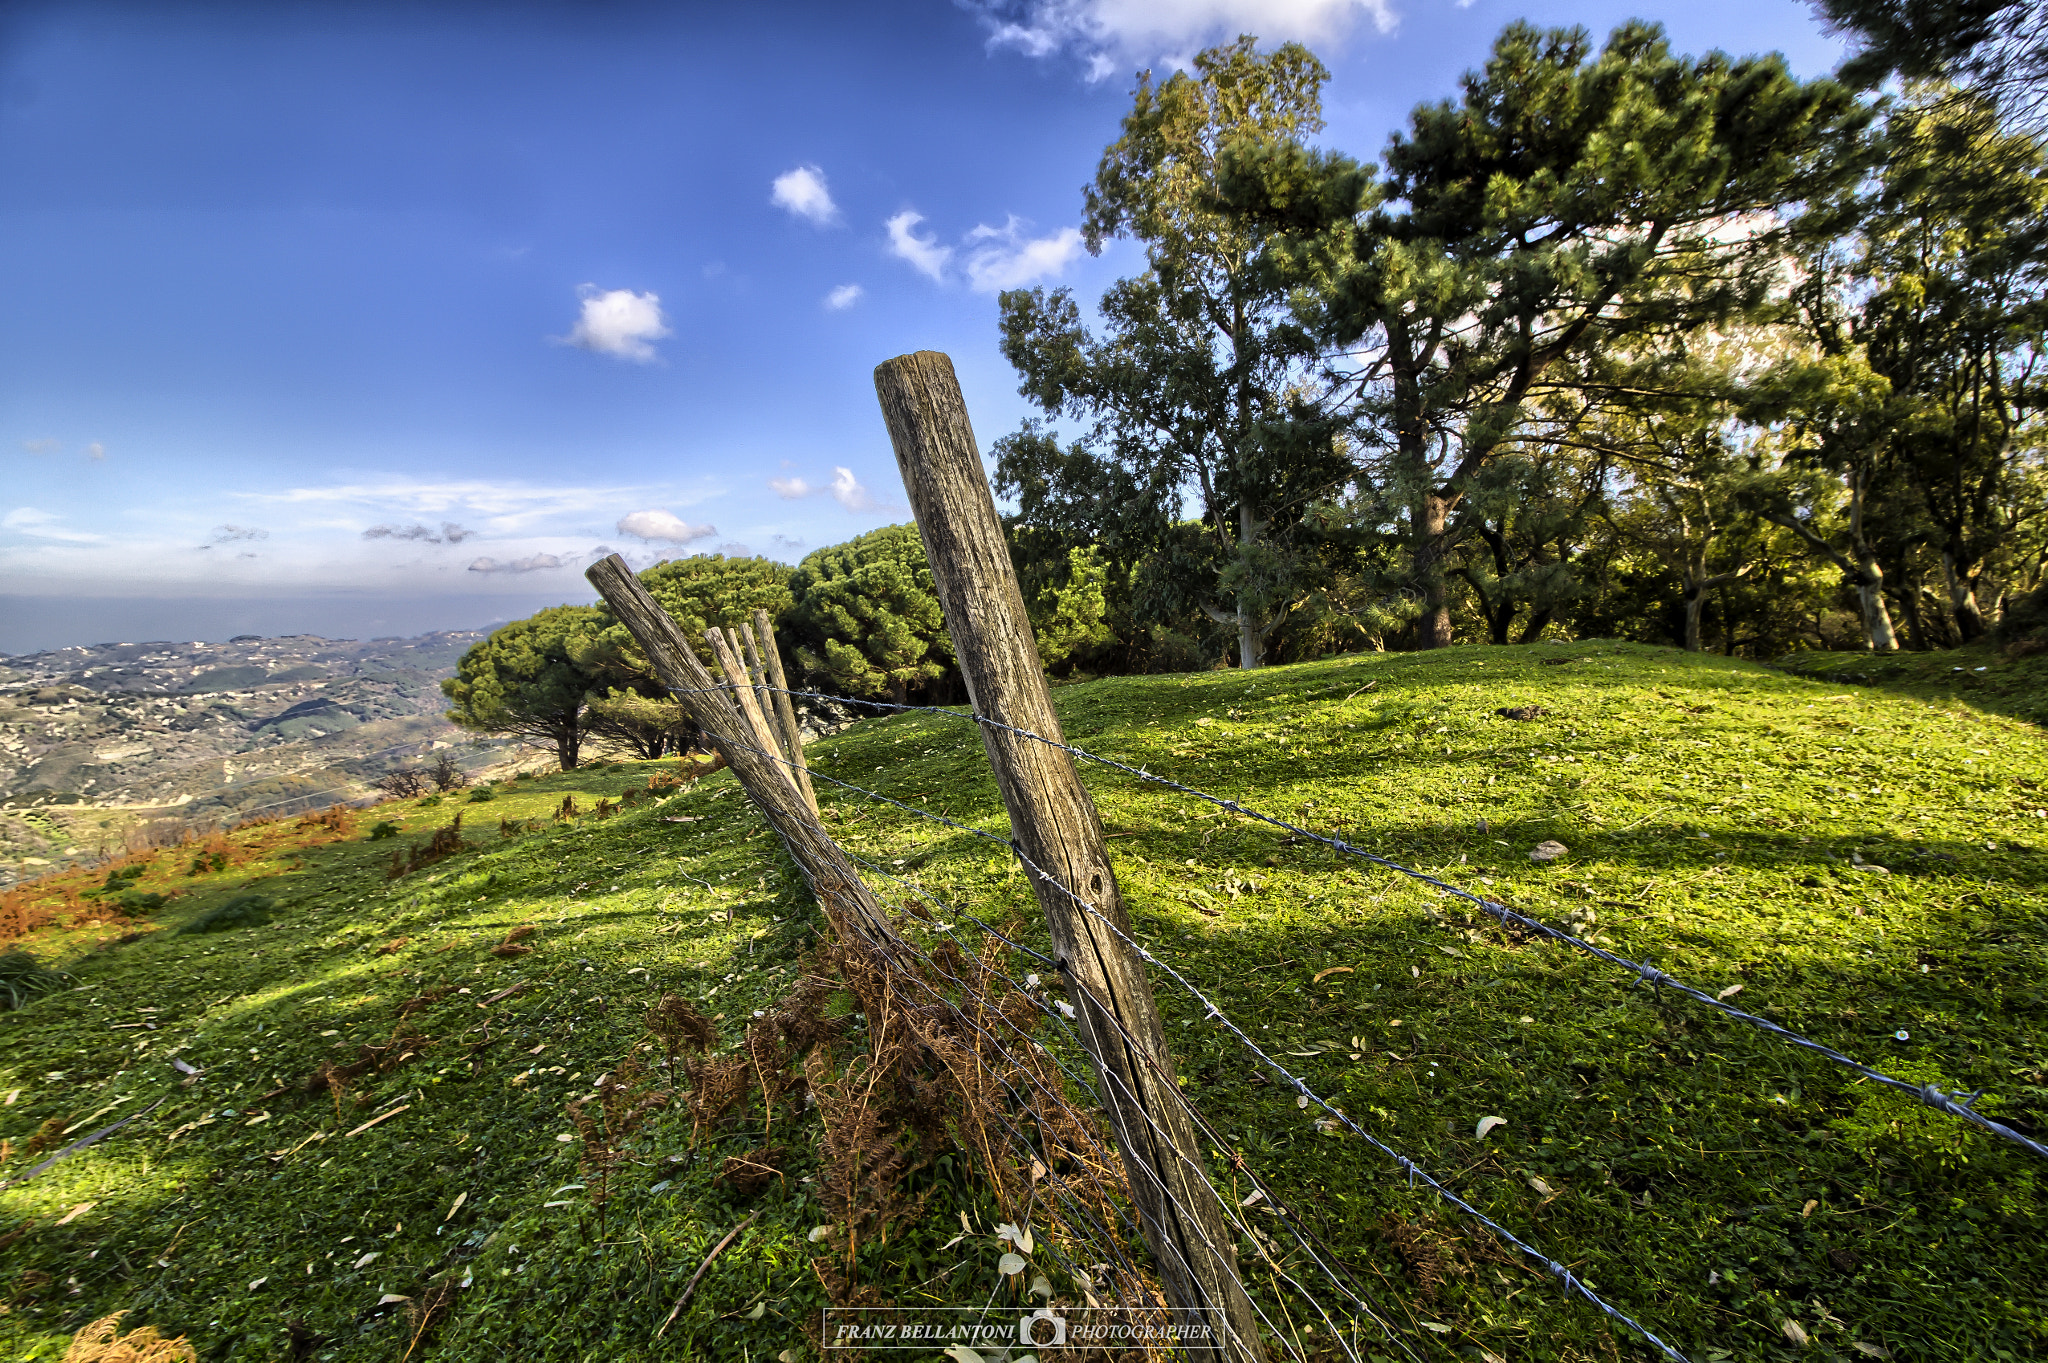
xmin=996 ymin=38 xmax=1351 ymax=669
xmin=1228 ymin=21 xmax=1870 ymax=647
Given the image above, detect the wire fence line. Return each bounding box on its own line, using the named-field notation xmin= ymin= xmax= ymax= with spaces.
xmin=686 ymin=680 xmax=2048 ymax=1166
xmin=669 ymin=689 xmax=1688 ymax=1362
xmin=842 ymin=847 xmax=1432 ymax=1363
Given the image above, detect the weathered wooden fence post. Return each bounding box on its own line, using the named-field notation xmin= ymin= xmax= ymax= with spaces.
xmin=873 ymin=351 xmax=1265 ymax=1362
xmin=584 ymin=555 xmax=898 ymax=949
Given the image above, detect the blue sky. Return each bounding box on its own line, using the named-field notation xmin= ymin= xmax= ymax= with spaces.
xmin=0 ymin=0 xmax=1847 ymax=653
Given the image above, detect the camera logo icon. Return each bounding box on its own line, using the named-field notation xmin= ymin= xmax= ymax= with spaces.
xmin=1018 ymin=1307 xmax=1067 ymax=1347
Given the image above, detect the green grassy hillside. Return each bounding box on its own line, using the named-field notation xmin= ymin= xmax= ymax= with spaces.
xmin=0 ymin=641 xmax=2042 ymax=1363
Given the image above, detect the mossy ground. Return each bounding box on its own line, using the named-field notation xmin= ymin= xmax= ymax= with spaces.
xmin=1 ymin=640 xmax=2043 ymax=1363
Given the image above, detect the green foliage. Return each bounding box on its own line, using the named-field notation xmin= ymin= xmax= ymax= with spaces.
xmin=441 ymin=605 xmax=604 ymax=770
xmin=368 ymin=820 xmax=400 ymax=840
xmin=466 ymin=788 xmax=496 ymax=803
xmin=1225 ymin=21 xmax=1870 ymax=648
xmin=115 ymin=890 xmax=167 ymax=915
xmin=417 ymin=794 xmax=442 ymax=808
xmin=786 ymin=524 xmax=954 ymax=703
xmin=997 ymin=38 xmax=1347 ymax=669
xmin=176 ymin=892 xmax=276 ymax=935
xmin=577 ymin=555 xmax=795 ymax=758
xmin=0 ymin=949 xmax=67 ymax=1011
xmin=1027 ymin=545 xmax=1116 ymax=671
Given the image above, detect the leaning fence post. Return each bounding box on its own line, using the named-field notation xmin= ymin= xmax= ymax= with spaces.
xmin=584 ymin=555 xmax=900 ymax=951
xmin=874 ymin=350 xmax=1266 ymax=1362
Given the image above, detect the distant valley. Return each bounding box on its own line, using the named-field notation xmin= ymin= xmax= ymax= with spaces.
xmin=0 ymin=629 xmax=518 ymax=884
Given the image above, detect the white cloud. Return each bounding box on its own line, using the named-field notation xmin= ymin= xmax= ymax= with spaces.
xmin=468 ymin=553 xmax=563 ymax=574
xmin=964 ymin=218 xmax=1087 ymax=292
xmin=617 ymin=509 xmax=718 ymax=544
xmin=85 ymin=442 xmax=106 ymax=460
xmin=825 ymin=283 xmax=864 ymax=310
xmin=886 ymin=211 xmax=954 ymax=282
xmin=20 ymin=438 xmax=61 ymax=454
xmin=830 ymin=467 xmax=885 ymax=513
xmin=559 ymin=284 xmax=671 ymax=363
xmin=771 ymin=165 xmax=840 ymax=226
xmin=3 ymin=507 xmax=103 ymax=543
xmin=767 ymin=468 xmax=893 ymax=514
xmin=971 ymin=0 xmax=1396 ymax=76
xmin=714 ymin=541 xmax=754 ymax=557
xmin=211 ymin=524 xmax=268 ymax=542
xmin=885 ymin=211 xmax=1084 ymax=291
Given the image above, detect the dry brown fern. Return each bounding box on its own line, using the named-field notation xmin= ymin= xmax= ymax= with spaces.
xmin=645 ymin=993 xmax=718 ymax=1079
xmin=567 ymin=1054 xmax=668 ymax=1232
xmin=62 ymin=1311 xmax=198 ymax=1363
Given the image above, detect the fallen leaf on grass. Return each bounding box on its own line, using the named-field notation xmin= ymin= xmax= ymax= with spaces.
xmin=1476 ymin=1116 xmax=1507 ymax=1139
xmin=998 ymin=1252 xmax=1027 ymax=1276
xmin=377 ymin=1293 xmax=410 ymax=1306
xmin=444 ymin=1191 xmax=467 ymax=1222
xmin=1529 ymin=840 xmax=1568 ymax=862
xmin=343 ymin=1105 xmax=409 ymax=1138
xmin=1849 ymin=1344 xmax=1890 ymax=1358
xmin=1717 ymin=984 xmax=1743 ymax=1000
xmin=1526 ymin=1175 xmax=1556 ymax=1196
xmin=353 ymin=1251 xmax=380 ymax=1268
xmin=1801 ymin=1199 xmax=1818 ymax=1218
xmin=1311 ymin=966 xmax=1353 ymax=984
xmin=1782 ymin=1320 xmax=1809 ymax=1347
xmin=249 ymin=1277 xmax=267 ymax=1290
xmin=55 ymin=1202 xmax=95 ymax=1226
xmin=1420 ymin=1322 xmax=1451 ymax=1334
xmin=170 ymin=1058 xmax=202 ymax=1076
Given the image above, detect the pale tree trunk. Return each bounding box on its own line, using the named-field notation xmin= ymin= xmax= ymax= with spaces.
xmin=1415 ymin=490 xmax=1455 ymax=649
xmin=1232 ymin=497 xmax=1272 ymax=669
xmin=1857 ymin=570 xmax=1901 ymax=652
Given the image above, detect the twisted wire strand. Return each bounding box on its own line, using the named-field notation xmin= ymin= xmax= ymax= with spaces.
xmin=721 ymin=682 xmax=2048 ymax=1163
xmin=674 ymin=707 xmax=1668 ymax=1360
xmin=842 ymin=849 xmax=1422 ymax=1361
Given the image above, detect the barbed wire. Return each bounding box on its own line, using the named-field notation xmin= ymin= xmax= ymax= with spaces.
xmin=670 ymin=701 xmax=1680 ymax=1361
xmin=701 ymin=681 xmax=2048 ymax=1164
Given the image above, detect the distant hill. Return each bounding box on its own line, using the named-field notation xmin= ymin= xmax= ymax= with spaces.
xmin=0 ymin=628 xmax=521 ymax=883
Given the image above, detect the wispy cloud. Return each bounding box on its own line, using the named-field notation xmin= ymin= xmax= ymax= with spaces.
xmin=468 ymin=553 xmax=563 ymax=574
xmin=768 ymin=468 xmax=893 ymax=514
xmin=244 ymin=480 xmax=643 ymax=531
xmin=965 ymin=217 xmax=1087 ymax=292
xmin=558 ymin=284 xmax=671 ymax=363
xmin=886 ymin=211 xmax=954 ymax=282
xmin=3 ymin=507 xmax=104 ymax=543
xmin=617 ymin=509 xmax=718 ymax=544
xmin=969 ymin=0 xmax=1396 ymax=78
xmin=19 ymin=437 xmax=106 ymax=460
xmin=886 ymin=210 xmax=1082 ymax=291
xmin=362 ymin=521 xmax=472 ymax=543
xmin=211 ymin=524 xmax=268 ymax=542
xmin=824 ymin=283 xmax=864 ymax=310
xmin=771 ymin=164 xmax=840 ymax=226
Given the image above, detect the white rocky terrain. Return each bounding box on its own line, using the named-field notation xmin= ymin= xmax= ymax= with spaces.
xmin=0 ymin=630 xmax=518 ymax=884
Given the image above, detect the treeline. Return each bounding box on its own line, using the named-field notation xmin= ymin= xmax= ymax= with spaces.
xmin=991 ymin=18 xmax=2048 ymax=667
xmin=450 ymin=11 xmax=2048 ymax=766
xmin=440 ymin=531 xmax=969 ymax=770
